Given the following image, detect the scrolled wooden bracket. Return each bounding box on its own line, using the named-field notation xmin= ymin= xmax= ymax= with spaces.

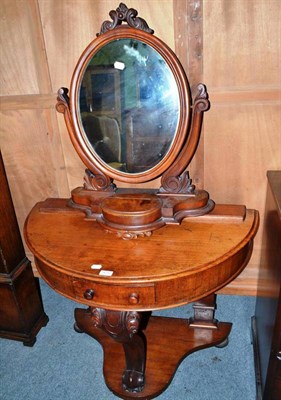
xmin=98 ymin=3 xmax=154 ymax=36
xmin=83 ymin=168 xmax=116 ymax=192
xmin=56 ymin=87 xmax=70 ymax=111
xmin=193 ymin=83 xmax=210 ymax=112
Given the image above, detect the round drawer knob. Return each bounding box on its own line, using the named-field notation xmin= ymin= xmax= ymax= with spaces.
xmin=129 ymin=293 xmax=139 ymax=305
xmin=84 ymin=289 xmax=95 ymax=300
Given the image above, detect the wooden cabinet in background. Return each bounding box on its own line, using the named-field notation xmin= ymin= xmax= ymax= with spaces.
xmin=253 ymin=171 xmax=281 ymax=400
xmin=0 ymin=152 xmax=48 ymax=346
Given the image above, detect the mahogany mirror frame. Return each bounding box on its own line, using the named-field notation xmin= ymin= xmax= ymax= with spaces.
xmin=56 ymin=3 xmax=214 ymax=238
xmin=70 ymin=27 xmax=191 ymax=184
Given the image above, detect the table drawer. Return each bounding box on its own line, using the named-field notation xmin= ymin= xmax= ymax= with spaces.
xmin=72 ymin=278 xmax=156 ymax=310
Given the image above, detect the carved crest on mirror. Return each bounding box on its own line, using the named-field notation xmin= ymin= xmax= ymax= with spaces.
xmin=56 ymin=3 xmax=214 ymax=239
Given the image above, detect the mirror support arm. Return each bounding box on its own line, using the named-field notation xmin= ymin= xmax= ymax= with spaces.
xmin=56 ymin=88 xmax=116 ymax=192
xmin=159 ymin=84 xmax=209 ymax=194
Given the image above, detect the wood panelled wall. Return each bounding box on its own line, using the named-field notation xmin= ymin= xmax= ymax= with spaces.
xmin=203 ymin=0 xmax=281 ymax=294
xmin=0 ymin=0 xmax=280 ymax=295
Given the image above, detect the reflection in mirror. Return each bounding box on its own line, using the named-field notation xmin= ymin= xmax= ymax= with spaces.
xmin=79 ymin=38 xmax=180 ymax=174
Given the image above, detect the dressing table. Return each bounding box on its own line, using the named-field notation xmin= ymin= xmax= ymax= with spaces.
xmin=24 ymin=4 xmax=259 ymax=399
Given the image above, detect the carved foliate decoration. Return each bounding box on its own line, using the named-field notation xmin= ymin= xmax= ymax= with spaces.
xmin=98 ymin=3 xmax=154 ymax=36
xmin=159 ymin=170 xmax=195 ymax=194
xmin=90 ymin=308 xmax=141 ymax=339
xmin=125 ymin=311 xmax=141 ymax=335
xmin=116 ymin=230 xmax=152 ymax=240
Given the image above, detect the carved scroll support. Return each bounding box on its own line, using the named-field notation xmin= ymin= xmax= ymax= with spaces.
xmin=75 ymin=307 xmax=147 ymax=393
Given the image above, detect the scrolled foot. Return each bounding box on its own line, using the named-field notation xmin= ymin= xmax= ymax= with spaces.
xmin=122 ymin=370 xmax=145 ymax=393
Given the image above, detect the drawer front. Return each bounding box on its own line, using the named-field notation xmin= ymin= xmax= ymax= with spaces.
xmin=72 ymin=278 xmax=156 ymax=310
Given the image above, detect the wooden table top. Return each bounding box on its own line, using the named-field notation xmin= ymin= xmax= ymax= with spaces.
xmin=24 ymin=199 xmax=259 ymax=311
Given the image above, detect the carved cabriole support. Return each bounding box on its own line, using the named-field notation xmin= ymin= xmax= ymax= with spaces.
xmin=56 ymin=88 xmax=116 ymax=193
xmin=159 ymin=83 xmax=210 ymax=194
xmin=90 ymin=308 xmax=146 ymax=393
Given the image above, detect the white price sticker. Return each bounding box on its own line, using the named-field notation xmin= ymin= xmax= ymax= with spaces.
xmin=99 ymin=270 xmax=114 ymax=277
xmin=90 ymin=264 xmax=102 ymax=270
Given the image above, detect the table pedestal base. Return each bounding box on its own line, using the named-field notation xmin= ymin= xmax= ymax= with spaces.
xmin=75 ymin=308 xmax=232 ymax=399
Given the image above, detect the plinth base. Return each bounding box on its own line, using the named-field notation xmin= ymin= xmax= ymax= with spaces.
xmin=75 ymin=308 xmax=232 ymax=399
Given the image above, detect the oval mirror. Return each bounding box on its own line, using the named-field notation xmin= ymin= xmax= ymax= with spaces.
xmin=78 ymin=38 xmax=180 ymax=175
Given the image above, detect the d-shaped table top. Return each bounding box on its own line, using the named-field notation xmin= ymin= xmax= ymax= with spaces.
xmin=24 ymin=199 xmax=259 ymax=311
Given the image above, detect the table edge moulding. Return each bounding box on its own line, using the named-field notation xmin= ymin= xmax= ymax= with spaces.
xmin=24 ymin=3 xmax=259 ymax=399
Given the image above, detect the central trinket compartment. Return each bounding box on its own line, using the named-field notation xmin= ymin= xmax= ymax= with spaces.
xmin=97 ymin=193 xmax=165 ymax=238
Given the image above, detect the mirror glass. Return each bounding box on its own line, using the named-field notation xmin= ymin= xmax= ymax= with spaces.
xmin=79 ymin=38 xmax=180 ymax=174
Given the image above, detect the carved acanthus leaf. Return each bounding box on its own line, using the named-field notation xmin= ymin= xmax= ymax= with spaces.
xmin=159 ymin=171 xmax=195 ymax=194
xmin=98 ymin=3 xmax=154 ymax=36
